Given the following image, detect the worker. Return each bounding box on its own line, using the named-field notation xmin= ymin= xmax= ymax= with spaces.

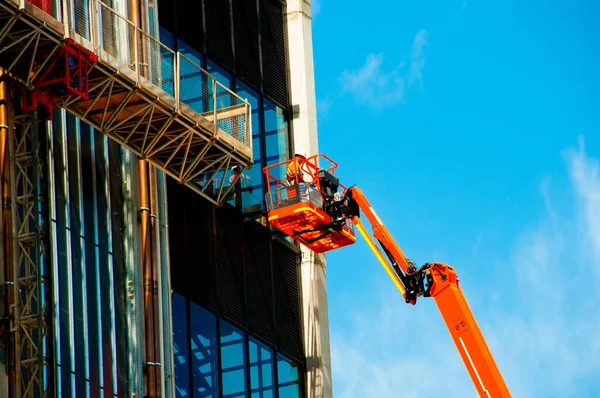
xmin=229 ymin=166 xmax=250 ymax=187
xmin=286 ymin=152 xmax=307 ymax=185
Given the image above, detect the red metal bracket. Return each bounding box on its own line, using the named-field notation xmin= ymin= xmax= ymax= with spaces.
xmin=22 ymin=38 xmax=98 ymax=119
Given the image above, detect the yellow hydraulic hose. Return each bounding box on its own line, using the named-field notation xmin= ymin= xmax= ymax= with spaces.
xmin=353 ymin=217 xmax=406 ymax=298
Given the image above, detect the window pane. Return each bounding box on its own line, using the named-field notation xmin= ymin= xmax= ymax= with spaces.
xmin=220 ymin=320 xmax=248 ymax=397
xmin=158 ymin=27 xmax=176 ymax=96
xmin=263 ymin=99 xmax=289 ymax=185
xmin=172 ymin=293 xmax=191 ymax=397
xmin=277 ymin=355 xmax=299 ymax=398
xmin=235 ymin=81 xmax=263 ymax=213
xmin=207 ymin=58 xmax=232 ymax=89
xmin=179 ymin=40 xmax=207 ymax=113
xmin=190 ymin=302 xmax=219 ymax=397
xmin=159 ymin=26 xmax=175 ymax=48
xmin=249 ymin=338 xmax=274 ymax=398
xmin=207 ymin=59 xmax=234 ymax=113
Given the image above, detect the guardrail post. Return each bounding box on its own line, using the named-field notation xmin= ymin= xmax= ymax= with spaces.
xmin=62 ymin=0 xmax=70 ymax=37
xmin=174 ymin=52 xmax=180 ymax=111
xmin=246 ymin=101 xmax=251 ymax=148
xmin=212 ymin=79 xmax=217 ymax=133
xmin=133 ymin=25 xmax=139 ymax=82
xmin=91 ymin=0 xmax=100 ymax=52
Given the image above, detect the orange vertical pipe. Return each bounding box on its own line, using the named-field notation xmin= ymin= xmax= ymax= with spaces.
xmin=0 ymin=70 xmax=15 ymax=398
xmin=139 ymin=159 xmax=159 ymax=397
xmin=148 ymin=163 xmax=161 ymax=396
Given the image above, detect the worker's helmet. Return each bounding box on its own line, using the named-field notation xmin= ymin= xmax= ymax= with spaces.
xmin=295 ymin=152 xmax=307 ymax=158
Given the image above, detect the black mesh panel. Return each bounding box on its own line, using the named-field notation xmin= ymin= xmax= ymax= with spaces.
xmin=176 ymin=0 xmax=204 ymax=51
xmin=272 ymin=240 xmax=303 ymax=362
xmin=260 ymin=0 xmax=288 ymax=107
xmin=215 ymin=207 xmax=246 ymax=328
xmin=167 ymin=179 xmax=218 ymax=312
xmin=244 ymin=222 xmax=276 ymax=345
xmin=233 ymin=0 xmax=261 ymax=90
xmin=157 ymin=0 xmax=174 ymax=32
xmin=205 ymin=0 xmax=233 ymax=70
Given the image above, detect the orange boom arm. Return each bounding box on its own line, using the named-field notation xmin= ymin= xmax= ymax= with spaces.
xmin=262 ymin=155 xmax=511 ymax=397
xmin=346 ymin=187 xmax=511 ymax=397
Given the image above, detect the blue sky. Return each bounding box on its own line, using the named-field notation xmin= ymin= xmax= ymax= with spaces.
xmin=311 ymin=1 xmax=600 ymax=396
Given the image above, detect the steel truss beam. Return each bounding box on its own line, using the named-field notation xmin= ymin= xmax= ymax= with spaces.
xmin=10 ymin=110 xmax=50 ymax=398
xmin=0 ymin=0 xmax=252 ymax=206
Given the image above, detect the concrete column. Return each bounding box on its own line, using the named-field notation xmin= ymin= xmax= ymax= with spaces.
xmin=285 ymin=2 xmax=333 ymax=397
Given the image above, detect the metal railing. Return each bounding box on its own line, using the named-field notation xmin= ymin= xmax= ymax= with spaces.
xmin=22 ymin=0 xmax=252 ymax=149
xmin=266 ymin=183 xmax=324 ymax=212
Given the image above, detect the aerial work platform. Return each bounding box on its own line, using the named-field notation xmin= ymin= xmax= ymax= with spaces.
xmin=264 ymin=155 xmax=357 ymax=253
xmin=0 ymin=0 xmax=253 ymax=205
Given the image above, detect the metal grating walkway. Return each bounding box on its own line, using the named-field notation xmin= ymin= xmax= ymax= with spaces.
xmin=0 ymin=0 xmax=253 ymax=205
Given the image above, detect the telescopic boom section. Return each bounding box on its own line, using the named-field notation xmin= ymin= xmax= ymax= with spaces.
xmin=345 ymin=187 xmax=511 ymax=398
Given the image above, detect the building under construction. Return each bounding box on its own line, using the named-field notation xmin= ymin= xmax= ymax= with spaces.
xmin=0 ymin=0 xmax=332 ymax=397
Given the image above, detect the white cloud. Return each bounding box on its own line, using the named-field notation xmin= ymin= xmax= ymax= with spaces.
xmin=337 ymin=29 xmax=428 ymax=110
xmin=330 ymin=137 xmax=600 ymax=397
xmin=408 ymin=29 xmax=428 ymax=86
xmin=565 ymin=136 xmax=600 ymax=267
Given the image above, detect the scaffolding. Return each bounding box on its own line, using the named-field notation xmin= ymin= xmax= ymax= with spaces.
xmin=9 ymin=109 xmax=50 ymax=398
xmin=0 ymin=0 xmax=257 ymax=396
xmin=0 ymin=0 xmax=253 ymax=206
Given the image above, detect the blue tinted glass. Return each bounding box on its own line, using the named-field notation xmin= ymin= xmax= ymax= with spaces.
xmin=158 ymin=27 xmax=176 ymax=95
xmin=220 ymin=320 xmax=248 ymax=397
xmin=178 ymin=40 xmax=207 ymax=113
xmin=190 ymin=302 xmax=219 ymax=397
xmin=207 ymin=59 xmax=234 ymax=112
xmin=235 ymin=81 xmax=263 ymax=213
xmin=172 ymin=293 xmax=191 ymax=397
xmin=207 ymin=59 xmax=232 ymax=89
xmin=263 ymin=99 xmax=289 ymax=184
xmin=277 ymin=355 xmax=299 ymax=398
xmin=249 ymin=338 xmax=274 ymax=398
xmin=159 ymin=26 xmax=175 ymax=48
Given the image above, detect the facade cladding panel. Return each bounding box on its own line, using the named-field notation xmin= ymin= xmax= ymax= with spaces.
xmin=158 ymin=0 xmax=289 ymax=107
xmin=233 ymin=0 xmax=261 ymax=89
xmin=167 ymin=180 xmax=303 ymax=363
xmin=167 ymin=179 xmax=304 ymax=396
xmin=260 ymin=0 xmax=289 ymax=108
xmin=47 ymin=110 xmax=130 ymax=397
xmin=159 ymin=0 xmax=303 ymax=395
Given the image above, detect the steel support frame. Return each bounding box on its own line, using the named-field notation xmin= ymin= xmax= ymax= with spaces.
xmin=9 ymin=109 xmax=50 ymax=398
xmin=0 ymin=0 xmax=253 ymax=207
xmin=63 ymin=68 xmax=247 ymax=206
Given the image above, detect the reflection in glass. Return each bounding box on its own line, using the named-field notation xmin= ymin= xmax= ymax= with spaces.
xmin=277 ymin=355 xmax=299 ymax=398
xmin=172 ymin=293 xmax=191 ymax=397
xmin=179 ymin=40 xmax=207 ymax=113
xmin=264 ymin=99 xmax=289 ymax=187
xmin=235 ymin=80 xmax=263 ymax=213
xmin=158 ymin=27 xmax=176 ymax=96
xmin=190 ymin=302 xmax=219 ymax=397
xmin=207 ymin=59 xmax=234 ymax=111
xmin=249 ymin=338 xmax=275 ymax=398
xmin=220 ymin=320 xmax=248 ymax=397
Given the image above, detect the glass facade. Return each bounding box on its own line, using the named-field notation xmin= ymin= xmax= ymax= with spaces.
xmin=159 ymin=1 xmax=304 ymax=397
xmin=171 ymin=293 xmax=301 ymax=398
xmin=48 ymin=109 xmax=130 ymax=397
xmin=158 ymin=25 xmax=292 ymax=215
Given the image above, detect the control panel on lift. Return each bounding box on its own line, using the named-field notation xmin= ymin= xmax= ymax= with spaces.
xmin=262 ymin=154 xmax=356 ymax=253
